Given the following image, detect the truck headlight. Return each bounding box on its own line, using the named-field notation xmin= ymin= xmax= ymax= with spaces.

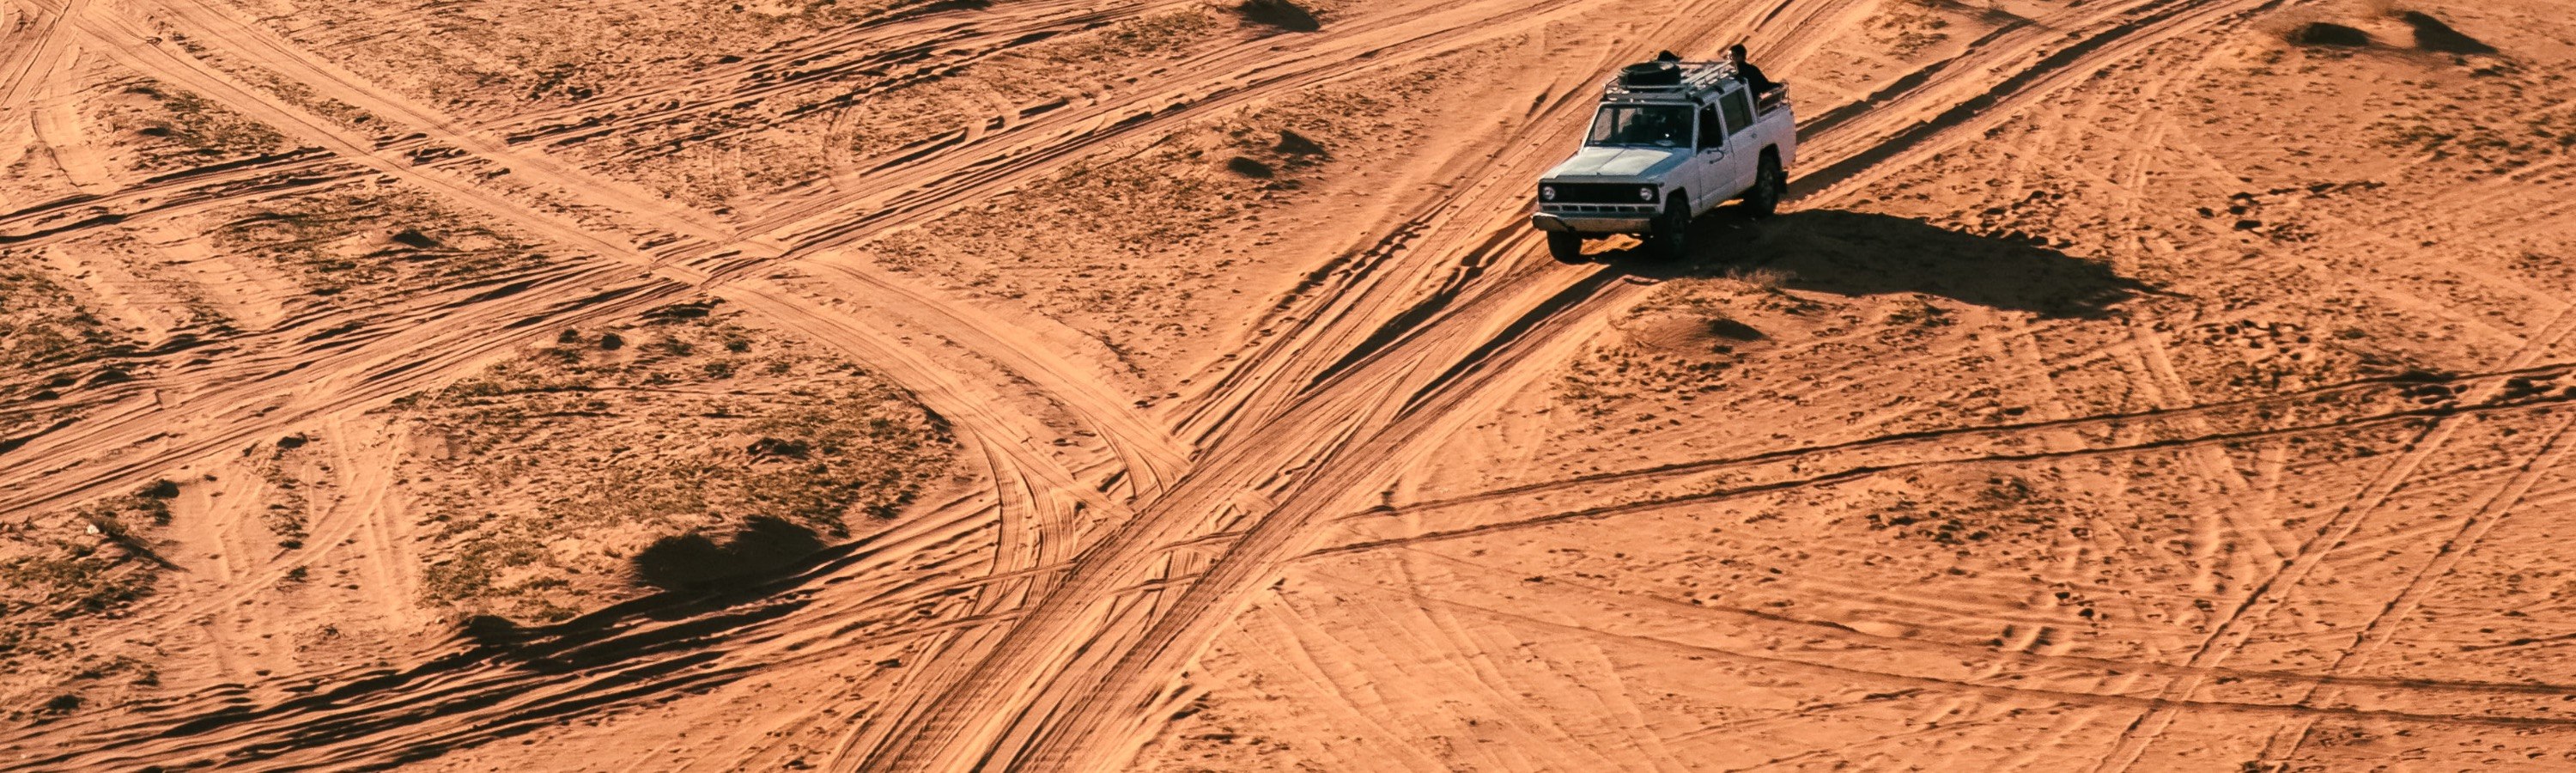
xmin=1540 ymin=185 xmax=1556 ymax=201
xmin=1637 ymin=186 xmax=1656 ymax=202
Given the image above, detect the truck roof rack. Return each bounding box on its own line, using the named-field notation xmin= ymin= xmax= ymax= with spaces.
xmin=1602 ymin=60 xmax=1739 ymax=102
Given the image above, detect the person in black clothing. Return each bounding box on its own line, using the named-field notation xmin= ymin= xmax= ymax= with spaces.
xmin=1728 ymin=44 xmax=1776 ymax=94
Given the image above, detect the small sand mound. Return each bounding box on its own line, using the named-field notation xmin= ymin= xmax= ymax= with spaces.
xmin=1613 ymin=310 xmax=1761 ymax=355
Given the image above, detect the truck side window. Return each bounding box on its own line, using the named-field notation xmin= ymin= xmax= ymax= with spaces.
xmin=1720 ymin=89 xmax=1755 ymax=137
xmin=1698 ymin=106 xmax=1725 ymax=150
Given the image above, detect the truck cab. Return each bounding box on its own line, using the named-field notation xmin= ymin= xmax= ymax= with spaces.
xmin=1531 ymin=58 xmax=1796 ymax=262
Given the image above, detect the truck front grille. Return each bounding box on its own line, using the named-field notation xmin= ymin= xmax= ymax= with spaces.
xmin=1544 ymin=183 xmax=1652 ymax=204
xmin=1540 ymin=203 xmax=1655 ymax=216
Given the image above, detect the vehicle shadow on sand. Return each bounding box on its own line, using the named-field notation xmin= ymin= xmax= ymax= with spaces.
xmin=1597 ymin=207 xmax=2161 ymax=319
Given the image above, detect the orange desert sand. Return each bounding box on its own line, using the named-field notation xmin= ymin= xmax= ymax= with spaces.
xmin=4 ymin=0 xmax=2576 ymax=770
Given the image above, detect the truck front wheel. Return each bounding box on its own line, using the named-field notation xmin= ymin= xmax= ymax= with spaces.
xmin=1546 ymin=232 xmax=1586 ymax=263
xmin=1649 ymin=199 xmax=1691 ymax=261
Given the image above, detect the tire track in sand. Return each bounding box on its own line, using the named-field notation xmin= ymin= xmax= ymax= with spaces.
xmin=0 ymin=0 xmax=1577 ymax=763
xmin=2093 ymin=303 xmax=2576 ymax=772
xmin=3 ymin=0 xmax=2331 ymax=769
xmin=2253 ymin=410 xmax=2576 ymax=767
xmin=833 ymin=0 xmax=2433 ymax=768
xmin=9 ymin=0 xmax=1178 ymax=526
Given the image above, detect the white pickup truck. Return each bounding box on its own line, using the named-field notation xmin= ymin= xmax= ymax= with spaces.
xmin=1530 ymin=58 xmax=1796 ymax=262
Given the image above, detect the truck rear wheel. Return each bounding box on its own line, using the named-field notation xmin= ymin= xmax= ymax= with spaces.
xmin=1747 ymin=152 xmax=1785 ymax=218
xmin=1649 ymin=199 xmax=1690 ymax=261
xmin=1546 ymin=232 xmax=1586 ymax=264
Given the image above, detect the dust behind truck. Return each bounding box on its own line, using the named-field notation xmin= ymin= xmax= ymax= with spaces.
xmin=1531 ymin=57 xmax=1796 ymax=263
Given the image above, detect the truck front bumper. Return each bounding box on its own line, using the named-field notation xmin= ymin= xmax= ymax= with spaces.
xmin=1530 ymin=211 xmax=1654 ymax=234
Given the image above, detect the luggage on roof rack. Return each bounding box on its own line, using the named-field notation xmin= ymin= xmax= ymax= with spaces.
xmin=1619 ymin=62 xmax=1681 ymax=88
xmin=1604 ymin=60 xmax=1739 ymax=100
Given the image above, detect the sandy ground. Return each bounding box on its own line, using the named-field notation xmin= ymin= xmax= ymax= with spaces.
xmin=5 ymin=0 xmax=2576 ymax=769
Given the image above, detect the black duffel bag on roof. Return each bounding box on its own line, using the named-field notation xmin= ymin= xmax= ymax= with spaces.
xmin=1619 ymin=62 xmax=1681 ymax=88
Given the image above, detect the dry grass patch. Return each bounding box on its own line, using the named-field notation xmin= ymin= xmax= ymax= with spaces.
xmin=1024 ymin=9 xmax=1224 ymax=72
xmin=1868 ymin=0 xmax=1957 ymax=58
xmin=863 ymin=53 xmax=1466 ymax=372
xmin=85 ymin=76 xmax=290 ymax=173
xmin=0 ymin=259 xmax=134 ymax=441
xmin=0 ymin=483 xmax=182 ymax=719
xmin=0 ymin=263 xmax=127 ymax=389
xmin=592 ymin=6 xmax=1236 ymax=208
xmin=392 ymin=301 xmax=956 ymax=622
xmin=230 ymin=0 xmax=924 ymax=114
xmin=207 ymin=183 xmax=552 ymax=302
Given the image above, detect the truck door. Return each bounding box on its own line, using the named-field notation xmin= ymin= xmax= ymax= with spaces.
xmin=1716 ymin=87 xmax=1760 ymax=199
xmin=1692 ymin=102 xmax=1731 ymax=213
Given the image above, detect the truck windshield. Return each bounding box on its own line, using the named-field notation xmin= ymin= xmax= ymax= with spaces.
xmin=1588 ymin=105 xmax=1692 ymax=147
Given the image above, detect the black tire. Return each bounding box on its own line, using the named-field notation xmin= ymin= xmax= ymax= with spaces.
xmin=1747 ymin=151 xmax=1785 ymax=219
xmin=1649 ymin=198 xmax=1690 ymax=261
xmin=1546 ymin=231 xmax=1586 ymax=264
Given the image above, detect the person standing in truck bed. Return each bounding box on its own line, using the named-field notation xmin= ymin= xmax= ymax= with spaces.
xmin=1729 ymin=44 xmax=1776 ymax=94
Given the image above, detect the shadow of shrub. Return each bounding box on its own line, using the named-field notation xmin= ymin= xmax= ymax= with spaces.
xmin=1236 ymin=0 xmax=1319 ymax=32
xmin=2286 ymin=21 xmax=2372 ymax=47
xmin=1224 ymin=156 xmax=1275 ymax=178
xmin=633 ymin=517 xmax=825 ymax=592
xmin=458 ymin=613 xmax=532 ymax=647
xmin=2402 ymin=11 xmax=2494 ymax=54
